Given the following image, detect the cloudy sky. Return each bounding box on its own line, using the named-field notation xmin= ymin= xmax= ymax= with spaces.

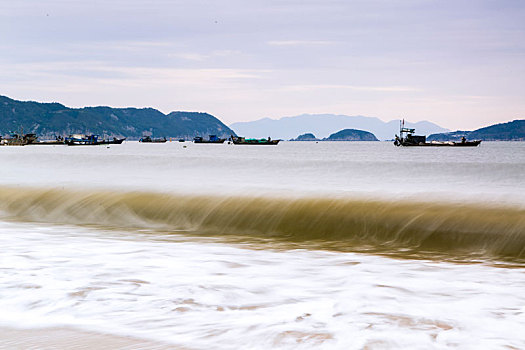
xmin=1 ymin=0 xmax=524 ymax=129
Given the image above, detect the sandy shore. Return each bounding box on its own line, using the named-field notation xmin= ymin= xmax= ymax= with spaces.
xmin=0 ymin=327 xmax=183 ymax=349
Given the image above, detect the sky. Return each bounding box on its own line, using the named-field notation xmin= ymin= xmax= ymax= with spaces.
xmin=1 ymin=0 xmax=524 ymax=130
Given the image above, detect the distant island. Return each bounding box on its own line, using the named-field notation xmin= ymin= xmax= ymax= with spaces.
xmin=0 ymin=95 xmax=234 ymax=139
xmin=428 ymin=120 xmax=525 ymax=141
xmin=291 ymin=133 xmax=319 ymax=141
xmin=324 ymin=129 xmax=378 ymax=141
xmin=231 ymin=113 xmax=448 ymax=140
xmin=291 ymin=129 xmax=378 ymax=141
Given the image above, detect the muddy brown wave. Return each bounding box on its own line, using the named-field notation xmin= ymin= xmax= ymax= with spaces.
xmin=1 ymin=186 xmax=524 ymax=261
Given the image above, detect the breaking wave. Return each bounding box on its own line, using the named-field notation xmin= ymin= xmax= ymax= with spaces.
xmin=1 ymin=186 xmax=524 ymax=261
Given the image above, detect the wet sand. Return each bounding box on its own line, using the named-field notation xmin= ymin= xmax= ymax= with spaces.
xmin=0 ymin=327 xmax=182 ymax=349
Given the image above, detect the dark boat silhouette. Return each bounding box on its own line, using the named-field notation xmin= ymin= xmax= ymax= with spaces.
xmin=139 ymin=136 xmax=167 ymax=143
xmin=230 ymin=135 xmax=280 ymax=145
xmin=65 ymin=134 xmax=125 ymax=146
xmin=0 ymin=131 xmax=47 ymax=146
xmin=0 ymin=132 xmax=28 ymax=146
xmin=98 ymin=137 xmax=126 ymax=145
xmin=193 ymin=135 xmax=226 ymax=144
xmin=394 ymin=120 xmax=481 ymax=147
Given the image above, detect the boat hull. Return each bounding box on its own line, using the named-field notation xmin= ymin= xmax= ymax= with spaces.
xmin=193 ymin=135 xmax=226 ymax=144
xmin=66 ymin=137 xmax=126 ymax=146
xmin=231 ymin=140 xmax=280 ymax=145
xmin=194 ymin=140 xmax=226 ymax=144
xmin=397 ymin=140 xmax=482 ymax=147
xmin=139 ymin=137 xmax=167 ymax=143
xmin=98 ymin=138 xmax=126 ymax=145
xmin=230 ymin=135 xmax=280 ymax=145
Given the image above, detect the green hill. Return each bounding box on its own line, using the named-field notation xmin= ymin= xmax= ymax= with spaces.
xmin=324 ymin=129 xmax=378 ymax=141
xmin=0 ymin=95 xmax=235 ymax=139
xmin=291 ymin=133 xmax=319 ymax=141
xmin=428 ymin=120 xmax=525 ymax=141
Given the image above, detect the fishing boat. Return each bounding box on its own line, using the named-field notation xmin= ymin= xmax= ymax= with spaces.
xmin=65 ymin=134 xmax=99 ymax=145
xmin=230 ymin=135 xmax=280 ymax=145
xmin=394 ymin=120 xmax=481 ymax=147
xmin=0 ymin=132 xmax=39 ymax=146
xmin=98 ymin=137 xmax=126 ymax=145
xmin=65 ymin=134 xmax=125 ymax=146
xmin=193 ymin=135 xmax=226 ymax=144
xmin=139 ymin=136 xmax=167 ymax=143
xmin=0 ymin=133 xmax=26 ymax=146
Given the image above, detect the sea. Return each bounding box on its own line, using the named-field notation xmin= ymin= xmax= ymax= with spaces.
xmin=0 ymin=141 xmax=524 ymax=349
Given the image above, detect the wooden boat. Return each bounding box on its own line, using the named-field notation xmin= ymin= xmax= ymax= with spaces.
xmin=394 ymin=120 xmax=481 ymax=147
xmin=230 ymin=135 xmax=280 ymax=145
xmin=0 ymin=133 xmax=26 ymax=146
xmin=193 ymin=135 xmax=226 ymax=144
xmin=0 ymin=132 xmax=39 ymax=146
xmin=139 ymin=136 xmax=167 ymax=143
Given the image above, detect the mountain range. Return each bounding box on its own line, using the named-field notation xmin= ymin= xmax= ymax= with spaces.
xmin=2 ymin=95 xmax=523 ymax=142
xmin=0 ymin=95 xmax=234 ymax=139
xmin=230 ymin=114 xmax=449 ymax=141
xmin=428 ymin=120 xmax=525 ymax=141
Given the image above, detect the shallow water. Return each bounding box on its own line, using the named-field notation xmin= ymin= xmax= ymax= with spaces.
xmin=0 ymin=141 xmax=524 ymax=348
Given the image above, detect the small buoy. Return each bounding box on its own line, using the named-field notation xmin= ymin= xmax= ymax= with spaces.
xmin=183 ymin=145 xmax=187 ymax=148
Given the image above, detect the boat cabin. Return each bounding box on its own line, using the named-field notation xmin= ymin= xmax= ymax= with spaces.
xmin=394 ymin=120 xmax=428 ymax=146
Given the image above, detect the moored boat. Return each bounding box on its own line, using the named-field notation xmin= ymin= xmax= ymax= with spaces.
xmin=394 ymin=120 xmax=481 ymax=147
xmin=230 ymin=135 xmax=280 ymax=145
xmin=65 ymin=134 xmax=99 ymax=145
xmin=65 ymin=134 xmax=125 ymax=146
xmin=98 ymin=137 xmax=126 ymax=145
xmin=0 ymin=133 xmax=26 ymax=146
xmin=1 ymin=133 xmax=68 ymax=146
xmin=139 ymin=136 xmax=167 ymax=143
xmin=0 ymin=132 xmax=38 ymax=146
xmin=193 ymin=135 xmax=226 ymax=144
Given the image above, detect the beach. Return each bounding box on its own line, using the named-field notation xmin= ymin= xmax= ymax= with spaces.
xmin=1 ymin=141 xmax=524 ymax=349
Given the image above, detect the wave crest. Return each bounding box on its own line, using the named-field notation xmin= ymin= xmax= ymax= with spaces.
xmin=1 ymin=186 xmax=524 ymax=261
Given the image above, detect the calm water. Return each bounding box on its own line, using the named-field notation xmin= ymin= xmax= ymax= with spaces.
xmin=1 ymin=141 xmax=524 ymax=349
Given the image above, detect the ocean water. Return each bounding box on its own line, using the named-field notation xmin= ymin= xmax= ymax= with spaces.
xmin=0 ymin=141 xmax=524 ymax=349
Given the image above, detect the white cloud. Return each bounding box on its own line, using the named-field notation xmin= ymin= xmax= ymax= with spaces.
xmin=0 ymin=61 xmax=270 ymax=89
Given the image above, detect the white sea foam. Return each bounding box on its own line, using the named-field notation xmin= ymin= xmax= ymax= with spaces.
xmin=0 ymin=221 xmax=524 ymax=349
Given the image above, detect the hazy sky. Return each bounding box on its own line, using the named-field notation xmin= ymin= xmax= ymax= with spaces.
xmin=1 ymin=0 xmax=524 ymax=129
